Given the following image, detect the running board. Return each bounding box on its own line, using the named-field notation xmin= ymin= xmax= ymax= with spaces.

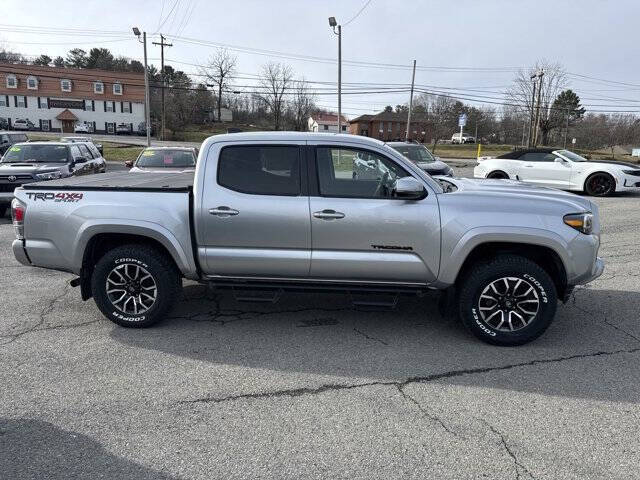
xmin=349 ymin=292 xmax=399 ymax=309
xmin=231 ymin=287 xmax=282 ymax=303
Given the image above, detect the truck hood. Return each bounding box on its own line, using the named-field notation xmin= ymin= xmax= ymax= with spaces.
xmin=0 ymin=163 xmax=66 ymax=174
xmin=443 ymin=177 xmax=594 ymax=212
xmin=130 ymin=166 xmax=196 ymax=174
xmin=416 ymin=160 xmax=451 ymax=172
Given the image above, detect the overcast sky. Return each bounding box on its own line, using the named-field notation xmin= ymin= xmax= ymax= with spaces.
xmin=2 ymin=0 xmax=639 ymax=118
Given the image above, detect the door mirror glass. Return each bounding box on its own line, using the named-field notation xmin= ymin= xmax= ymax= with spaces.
xmin=554 ymin=157 xmax=566 ymax=163
xmin=393 ymin=177 xmax=427 ymax=200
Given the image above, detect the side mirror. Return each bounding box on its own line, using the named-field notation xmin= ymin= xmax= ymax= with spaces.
xmin=124 ymin=160 xmax=133 ymax=168
xmin=393 ymin=177 xmax=427 ymax=200
xmin=75 ymin=156 xmax=87 ymax=163
xmin=554 ymin=157 xmax=567 ymax=163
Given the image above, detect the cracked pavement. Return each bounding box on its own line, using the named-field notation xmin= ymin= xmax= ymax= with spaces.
xmin=1 ymin=168 xmax=639 ymax=479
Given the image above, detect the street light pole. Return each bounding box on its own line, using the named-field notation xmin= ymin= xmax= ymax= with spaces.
xmin=133 ymin=27 xmax=151 ymax=147
xmin=329 ymin=17 xmax=342 ymax=133
xmin=406 ymin=59 xmax=416 ymax=142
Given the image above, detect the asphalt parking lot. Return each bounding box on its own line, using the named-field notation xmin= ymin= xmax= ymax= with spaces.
xmin=1 ymin=166 xmax=639 ymax=479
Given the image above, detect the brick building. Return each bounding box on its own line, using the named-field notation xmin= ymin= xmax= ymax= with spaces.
xmin=349 ymin=110 xmax=431 ymax=142
xmin=0 ymin=62 xmax=145 ymax=133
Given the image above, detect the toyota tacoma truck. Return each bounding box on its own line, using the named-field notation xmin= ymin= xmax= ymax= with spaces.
xmin=10 ymin=133 xmax=604 ymax=346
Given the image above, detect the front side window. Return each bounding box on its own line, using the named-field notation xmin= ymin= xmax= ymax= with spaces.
xmin=135 ymin=149 xmax=196 ymax=168
xmin=113 ymin=83 xmax=122 ymax=95
xmin=1 ymin=144 xmax=69 ymax=163
xmin=61 ymin=79 xmax=72 ymax=92
xmin=218 ymin=145 xmax=300 ymax=196
xmin=27 ymin=76 xmax=38 ymax=89
xmin=556 ymin=149 xmax=588 ymax=162
xmin=315 ymin=147 xmax=410 ymax=199
xmin=392 ymin=145 xmax=436 ymax=164
xmin=94 ymin=82 xmax=104 ymax=94
xmin=78 ymin=144 xmax=94 ymax=159
xmin=6 ymin=75 xmax=17 ymax=88
xmin=70 ymin=145 xmax=83 ymax=161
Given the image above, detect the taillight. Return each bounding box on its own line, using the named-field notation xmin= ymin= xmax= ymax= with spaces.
xmin=11 ymin=199 xmax=25 ymax=239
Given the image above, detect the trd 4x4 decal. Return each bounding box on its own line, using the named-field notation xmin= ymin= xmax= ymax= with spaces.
xmin=26 ymin=192 xmax=84 ymax=203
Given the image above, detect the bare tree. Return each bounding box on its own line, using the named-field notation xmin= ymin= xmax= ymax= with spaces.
xmin=507 ymin=60 xmax=568 ymax=145
xmin=202 ymin=49 xmax=237 ymax=122
xmin=289 ymin=78 xmax=316 ymax=131
xmin=259 ymin=62 xmax=293 ymax=130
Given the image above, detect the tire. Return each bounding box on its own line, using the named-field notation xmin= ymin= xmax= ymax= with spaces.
xmin=584 ymin=172 xmax=615 ymax=197
xmin=458 ymin=255 xmax=557 ymax=346
xmin=91 ymin=244 xmax=180 ymax=328
xmin=487 ymin=170 xmax=509 ymax=179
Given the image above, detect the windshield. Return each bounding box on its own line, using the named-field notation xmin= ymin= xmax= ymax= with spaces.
xmin=1 ymin=144 xmax=69 ymax=163
xmin=391 ymin=145 xmax=436 ymax=163
xmin=135 ymin=149 xmax=196 ymax=168
xmin=556 ymin=149 xmax=588 ymax=162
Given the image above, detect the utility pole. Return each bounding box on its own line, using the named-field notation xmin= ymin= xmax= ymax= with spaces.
xmin=405 ymin=59 xmax=416 ymax=142
xmin=527 ymin=72 xmax=538 ymax=147
xmin=533 ymin=69 xmax=544 ymax=146
xmin=133 ymin=27 xmax=150 ymax=146
xmin=329 ymin=17 xmax=342 ymax=133
xmin=153 ymin=34 xmax=173 ymax=141
xmin=521 ymin=119 xmax=527 ymax=147
xmin=563 ymin=107 xmax=569 ymax=149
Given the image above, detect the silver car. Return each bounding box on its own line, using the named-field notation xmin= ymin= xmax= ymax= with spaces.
xmin=388 ymin=142 xmax=453 ymax=176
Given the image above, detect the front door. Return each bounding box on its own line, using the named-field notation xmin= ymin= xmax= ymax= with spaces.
xmin=198 ymin=142 xmax=311 ymax=278
xmin=308 ymin=145 xmax=440 ymax=284
xmin=517 ymin=151 xmax=572 ymax=188
xmin=61 ymin=120 xmax=74 ymax=133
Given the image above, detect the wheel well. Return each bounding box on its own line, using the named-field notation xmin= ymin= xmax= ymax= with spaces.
xmin=455 ymin=242 xmax=567 ymax=299
xmin=487 ymin=170 xmax=508 ymax=179
xmin=79 ymin=233 xmax=179 ymax=300
xmin=584 ymin=171 xmax=615 ymax=188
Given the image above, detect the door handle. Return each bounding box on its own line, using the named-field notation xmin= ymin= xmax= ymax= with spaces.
xmin=313 ymin=209 xmax=345 ymax=220
xmin=524 ymin=164 xmax=534 ymax=168
xmin=209 ymin=206 xmax=239 ymax=217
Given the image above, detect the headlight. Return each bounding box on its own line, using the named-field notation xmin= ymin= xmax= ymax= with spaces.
xmin=622 ymin=169 xmax=640 ymax=177
xmin=36 ymin=171 xmax=62 ymax=180
xmin=564 ymin=212 xmax=594 ymax=235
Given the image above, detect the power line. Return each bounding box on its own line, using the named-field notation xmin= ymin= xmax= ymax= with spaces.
xmin=153 ymin=0 xmax=180 ymax=34
xmin=343 ymin=0 xmax=374 ymax=27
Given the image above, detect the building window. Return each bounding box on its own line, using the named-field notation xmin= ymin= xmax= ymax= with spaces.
xmin=104 ymin=101 xmax=114 ymax=112
xmin=0 ymin=96 xmax=7 ymax=107
xmin=85 ymin=99 xmax=94 ymax=111
xmin=15 ymin=96 xmax=26 ymax=108
xmin=6 ymin=75 xmax=17 ymax=88
xmin=106 ymin=122 xmax=115 ymax=134
xmin=323 ymin=124 xmax=328 ymax=131
xmin=379 ymin=122 xmax=384 ymax=133
xmin=341 ymin=125 xmax=347 ymax=132
xmin=113 ymin=83 xmax=122 ymax=95
xmin=61 ymin=79 xmax=72 ymax=92
xmin=122 ymin=102 xmax=131 ymax=113
xmin=38 ymin=97 xmax=48 ymax=109
xmin=94 ymin=82 xmax=104 ymax=94
xmin=40 ymin=120 xmax=50 ymax=132
xmin=27 ymin=76 xmax=38 ymax=90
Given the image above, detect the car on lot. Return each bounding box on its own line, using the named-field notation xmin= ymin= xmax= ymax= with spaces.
xmin=451 ymin=133 xmax=475 ymax=144
xmin=125 ymin=147 xmax=198 ymax=173
xmin=0 ymin=141 xmax=106 ymax=217
xmin=116 ymin=123 xmax=132 ymax=135
xmin=0 ymin=131 xmax=29 ymax=156
xmin=74 ymin=122 xmax=92 ymax=133
xmin=12 ymin=119 xmax=35 ymax=131
xmin=474 ymin=148 xmax=640 ymax=196
xmin=388 ymin=142 xmax=454 ymax=177
xmin=136 ymin=121 xmax=156 ymax=137
xmin=61 ymin=136 xmax=104 ymax=155
xmin=11 ymin=133 xmax=604 ymax=346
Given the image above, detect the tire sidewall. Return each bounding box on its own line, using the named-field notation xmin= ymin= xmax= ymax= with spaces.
xmin=585 ymin=173 xmax=614 ymax=197
xmin=460 ymin=260 xmax=557 ymax=346
xmin=92 ymin=247 xmax=177 ymax=327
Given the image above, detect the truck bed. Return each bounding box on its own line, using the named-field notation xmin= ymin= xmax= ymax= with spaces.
xmin=22 ymin=171 xmax=194 ymax=192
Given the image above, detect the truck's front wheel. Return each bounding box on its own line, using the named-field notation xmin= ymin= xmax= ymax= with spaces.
xmin=458 ymin=255 xmax=557 ymax=346
xmin=91 ymin=244 xmax=180 ymax=328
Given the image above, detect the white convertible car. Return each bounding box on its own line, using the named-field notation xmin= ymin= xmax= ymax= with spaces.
xmin=474 ymin=148 xmax=640 ymax=196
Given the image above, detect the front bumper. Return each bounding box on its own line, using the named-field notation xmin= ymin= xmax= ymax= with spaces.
xmin=618 ymin=176 xmax=640 ymax=191
xmin=12 ymin=239 xmax=31 ymax=266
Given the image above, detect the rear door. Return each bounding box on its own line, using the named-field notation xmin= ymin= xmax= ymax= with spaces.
xmin=518 ymin=152 xmax=572 ymax=187
xmin=197 ymin=141 xmax=311 ymax=278
xmin=308 ymin=144 xmax=440 ymax=284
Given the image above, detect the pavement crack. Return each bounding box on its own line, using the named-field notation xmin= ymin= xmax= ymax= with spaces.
xmin=481 ymin=419 xmax=535 ymax=480
xmin=353 ymin=328 xmax=389 ymax=346
xmin=177 ymin=347 xmax=640 ymax=405
xmin=395 ymin=385 xmax=460 ymax=437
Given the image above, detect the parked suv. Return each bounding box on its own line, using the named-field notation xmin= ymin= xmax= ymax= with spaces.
xmin=11 ymin=133 xmax=604 ymax=345
xmin=0 ymin=131 xmax=29 ymax=156
xmin=0 ymin=141 xmax=105 ymax=217
xmin=61 ymin=136 xmax=104 ymax=155
xmin=451 ymin=133 xmax=475 ymax=144
xmin=13 ymin=119 xmax=35 ymax=131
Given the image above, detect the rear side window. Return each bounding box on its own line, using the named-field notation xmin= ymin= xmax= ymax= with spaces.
xmin=521 ymin=152 xmax=556 ymax=162
xmin=218 ymin=145 xmax=300 ymax=196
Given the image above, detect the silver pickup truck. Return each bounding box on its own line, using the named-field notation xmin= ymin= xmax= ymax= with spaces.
xmin=11 ymin=132 xmax=604 ymax=346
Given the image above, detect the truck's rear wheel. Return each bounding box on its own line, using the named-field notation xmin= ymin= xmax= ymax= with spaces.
xmin=458 ymin=255 xmax=557 ymax=346
xmin=91 ymin=244 xmax=180 ymax=328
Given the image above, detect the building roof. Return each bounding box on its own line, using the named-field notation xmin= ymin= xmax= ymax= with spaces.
xmin=311 ymin=112 xmax=349 ymax=124
xmin=0 ymin=62 xmax=145 ymax=102
xmin=55 ymin=109 xmax=78 ymax=121
xmin=349 ymin=114 xmax=374 ymax=123
xmin=349 ymin=110 xmax=429 ymax=124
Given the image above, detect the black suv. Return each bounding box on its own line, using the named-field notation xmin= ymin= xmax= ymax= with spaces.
xmin=0 ymin=131 xmax=29 ymax=156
